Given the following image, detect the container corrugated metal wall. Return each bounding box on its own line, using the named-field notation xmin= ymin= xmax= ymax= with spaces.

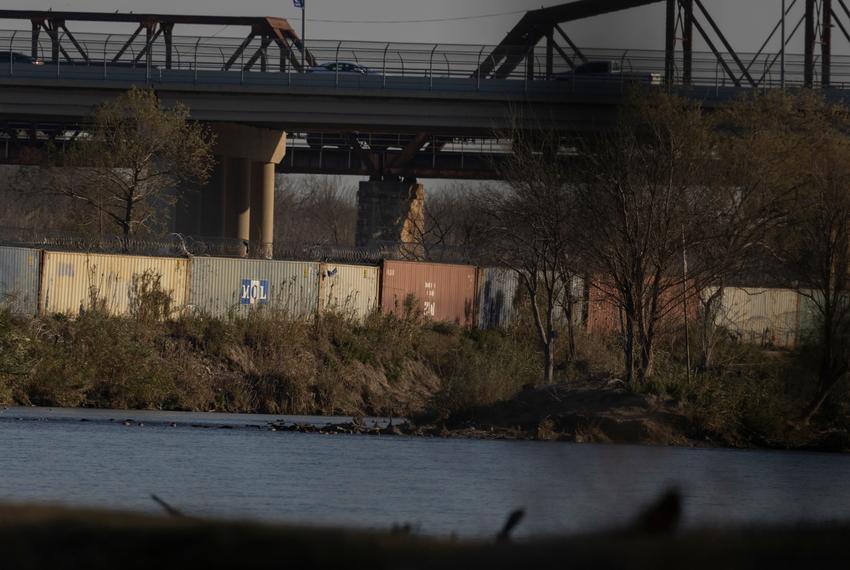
xmin=190 ymin=257 xmax=320 ymax=318
xmin=0 ymin=246 xmax=41 ymax=315
xmin=587 ymin=277 xmax=698 ymax=335
xmin=477 ymin=267 xmax=520 ymax=329
xmin=710 ymin=287 xmax=801 ymax=348
xmin=797 ymin=290 xmax=822 ymax=344
xmin=555 ymin=274 xmax=588 ymax=327
xmin=40 ymin=251 xmax=189 ymax=316
xmin=319 ymin=263 xmax=380 ymax=320
xmin=381 ymin=260 xmax=477 ymax=326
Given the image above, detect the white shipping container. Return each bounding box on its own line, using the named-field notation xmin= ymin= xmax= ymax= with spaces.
xmin=319 ymin=263 xmax=380 ymax=320
xmin=707 ymin=286 xmax=801 ymax=348
xmin=39 ymin=251 xmax=189 ymax=316
xmin=189 ymin=257 xmax=320 ymax=318
xmin=0 ymin=246 xmax=41 ymax=316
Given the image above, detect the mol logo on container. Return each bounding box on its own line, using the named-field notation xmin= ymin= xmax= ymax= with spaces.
xmin=240 ymin=279 xmax=269 ymax=305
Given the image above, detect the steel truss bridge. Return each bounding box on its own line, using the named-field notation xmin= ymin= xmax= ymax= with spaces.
xmin=1 ymin=1 xmax=850 ymax=179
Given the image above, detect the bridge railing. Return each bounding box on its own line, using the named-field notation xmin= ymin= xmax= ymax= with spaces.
xmin=0 ymin=28 xmax=842 ymax=90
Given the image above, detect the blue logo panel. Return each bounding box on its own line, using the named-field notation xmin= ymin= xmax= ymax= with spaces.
xmin=240 ymin=279 xmax=269 ymax=305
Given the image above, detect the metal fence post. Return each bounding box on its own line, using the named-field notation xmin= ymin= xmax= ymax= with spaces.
xmin=382 ymin=43 xmax=389 ymax=88
xmin=193 ymin=38 xmax=201 ymax=84
xmin=56 ymin=31 xmax=64 ymax=79
xmin=335 ymin=41 xmax=341 ymax=88
xmin=8 ymin=31 xmax=16 ymax=76
xmin=475 ymin=46 xmax=485 ymax=90
xmin=429 ymin=44 xmax=437 ymax=89
xmin=103 ymin=34 xmax=111 ymax=79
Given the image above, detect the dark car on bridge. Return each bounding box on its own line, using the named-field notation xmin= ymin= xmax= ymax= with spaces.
xmin=307 ymin=62 xmax=371 ymax=76
xmin=554 ymin=60 xmax=661 ymax=86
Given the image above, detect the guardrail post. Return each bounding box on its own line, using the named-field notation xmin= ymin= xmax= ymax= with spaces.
xmin=193 ymin=38 xmax=201 ymax=84
xmin=103 ymin=34 xmax=111 ymax=79
xmin=8 ymin=31 xmax=16 ymax=76
xmin=382 ymin=42 xmax=389 ymax=88
xmin=56 ymin=31 xmax=64 ymax=80
xmin=335 ymin=41 xmax=342 ymax=88
xmin=429 ymin=44 xmax=437 ymax=90
xmin=475 ymin=46 xmax=483 ymax=88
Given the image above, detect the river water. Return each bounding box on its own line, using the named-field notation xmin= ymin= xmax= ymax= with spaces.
xmin=2 ymin=406 xmax=850 ymax=538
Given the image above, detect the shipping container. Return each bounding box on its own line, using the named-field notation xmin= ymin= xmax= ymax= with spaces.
xmin=39 ymin=251 xmax=189 ymax=316
xmin=587 ymin=277 xmax=698 ymax=336
xmin=189 ymin=257 xmax=320 ymax=318
xmin=476 ymin=269 xmax=586 ymax=330
xmin=795 ymin=289 xmax=850 ymax=346
xmin=381 ymin=260 xmax=477 ymax=326
xmin=708 ymin=287 xmax=801 ymax=348
xmin=319 ymin=263 xmax=380 ymax=320
xmin=0 ymin=246 xmax=41 ymax=316
xmin=477 ymin=267 xmax=520 ymax=329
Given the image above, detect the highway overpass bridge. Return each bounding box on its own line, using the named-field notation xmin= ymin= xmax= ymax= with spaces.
xmin=2 ymin=1 xmax=849 ymax=252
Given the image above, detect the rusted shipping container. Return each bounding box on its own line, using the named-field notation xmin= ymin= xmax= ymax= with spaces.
xmin=477 ymin=267 xmax=520 ymax=329
xmin=189 ymin=257 xmax=320 ymax=318
xmin=0 ymin=246 xmax=41 ymax=316
xmin=381 ymin=260 xmax=477 ymax=326
xmin=707 ymin=287 xmax=801 ymax=348
xmin=319 ymin=263 xmax=380 ymax=320
xmin=587 ymin=277 xmax=698 ymax=336
xmin=40 ymin=251 xmax=189 ymax=316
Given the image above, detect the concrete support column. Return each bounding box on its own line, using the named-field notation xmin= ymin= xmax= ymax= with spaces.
xmin=200 ymin=156 xmax=224 ymax=236
xmin=235 ymin=157 xmax=252 ymax=245
xmin=207 ymin=124 xmax=286 ymax=254
xmin=219 ymin=156 xmax=232 ymax=237
xmin=355 ymin=179 xmax=425 ymax=252
xmin=175 ymin=187 xmax=202 ymax=237
xmin=250 ymin=161 xmax=276 ymax=259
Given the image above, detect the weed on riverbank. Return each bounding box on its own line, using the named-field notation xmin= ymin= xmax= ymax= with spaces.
xmin=1 ymin=303 xmax=847 ymax=450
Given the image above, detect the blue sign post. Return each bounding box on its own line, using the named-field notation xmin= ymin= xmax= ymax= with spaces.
xmin=293 ymin=0 xmax=306 ymax=70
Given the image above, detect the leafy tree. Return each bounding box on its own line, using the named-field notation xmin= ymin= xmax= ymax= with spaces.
xmin=51 ymin=87 xmax=214 ymax=242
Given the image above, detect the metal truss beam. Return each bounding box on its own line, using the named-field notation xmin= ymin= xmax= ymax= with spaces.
xmin=475 ymin=0 xmax=664 ymax=79
xmin=5 ymin=9 xmax=315 ymax=70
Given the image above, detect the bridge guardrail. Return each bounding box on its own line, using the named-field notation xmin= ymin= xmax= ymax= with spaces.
xmin=1 ymin=28 xmax=837 ymax=91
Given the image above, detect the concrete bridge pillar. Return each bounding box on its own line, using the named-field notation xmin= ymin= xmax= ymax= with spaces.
xmin=250 ymin=161 xmax=276 ymax=259
xmin=235 ymin=157 xmax=252 ymax=244
xmin=179 ymin=124 xmax=285 ymax=258
xmin=355 ymin=179 xmax=425 ymax=250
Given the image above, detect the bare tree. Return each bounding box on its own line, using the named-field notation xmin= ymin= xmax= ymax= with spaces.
xmin=276 ymin=175 xmax=357 ymax=248
xmin=571 ymin=92 xmax=721 ymax=386
xmin=399 ymin=184 xmax=492 ymax=263
xmin=42 ymin=87 xmax=214 ymax=242
xmin=488 ymin=127 xmax=576 ymax=384
xmin=750 ymin=93 xmax=850 ymax=424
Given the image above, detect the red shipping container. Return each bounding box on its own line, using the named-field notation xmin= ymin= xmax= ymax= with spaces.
xmin=587 ymin=276 xmax=699 ymax=336
xmin=381 ymin=260 xmax=477 ymax=326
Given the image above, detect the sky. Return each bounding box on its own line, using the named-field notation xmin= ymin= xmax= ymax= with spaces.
xmin=2 ymin=0 xmax=850 ymax=54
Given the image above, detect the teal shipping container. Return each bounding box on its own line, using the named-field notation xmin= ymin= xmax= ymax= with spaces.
xmin=189 ymin=257 xmax=320 ymax=318
xmin=0 ymin=246 xmax=41 ymax=316
xmin=477 ymin=267 xmax=520 ymax=329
